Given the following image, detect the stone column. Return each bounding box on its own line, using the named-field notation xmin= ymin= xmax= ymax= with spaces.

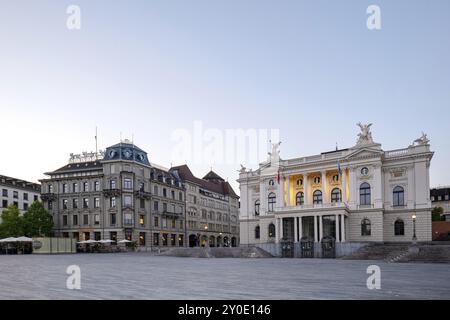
xmin=335 ymin=214 xmax=340 ymax=242
xmin=280 ymin=218 xmax=284 ymax=240
xmin=294 ymin=216 xmax=298 ymax=242
xmin=340 ymin=214 xmax=346 ymax=242
xmin=373 ymin=165 xmax=383 ymax=209
xmin=285 ymin=175 xmax=291 ymax=207
xmin=313 ymin=215 xmax=318 ymax=242
xmin=321 ymin=171 xmax=327 ymax=204
xmin=274 ymin=218 xmax=279 ymax=243
xmin=303 ymin=173 xmax=309 ymax=206
xmin=260 ymin=180 xmax=267 ymax=214
xmin=277 ymin=175 xmax=284 ymax=209
xmin=342 ymin=168 xmax=347 ymax=203
xmin=303 ymin=174 xmax=309 ymax=205
xmin=319 ymin=215 xmax=323 ymax=242
xmin=348 ymin=166 xmax=356 ymax=208
xmin=298 ymin=216 xmax=303 ymax=240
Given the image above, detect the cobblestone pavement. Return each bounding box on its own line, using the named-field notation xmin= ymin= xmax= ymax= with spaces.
xmin=0 ymin=253 xmax=449 ymax=299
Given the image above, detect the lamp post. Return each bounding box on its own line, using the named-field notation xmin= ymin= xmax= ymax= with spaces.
xmin=412 ymin=214 xmax=417 ymax=242
xmin=204 ymin=225 xmax=208 ymax=247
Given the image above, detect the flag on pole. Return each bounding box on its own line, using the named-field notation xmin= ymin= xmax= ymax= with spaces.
xmin=337 ymin=161 xmax=342 ymax=180
xmin=277 ymin=169 xmax=281 ymax=184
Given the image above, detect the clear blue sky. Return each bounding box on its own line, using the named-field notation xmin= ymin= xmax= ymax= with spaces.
xmin=1 ymin=0 xmax=449 ymax=193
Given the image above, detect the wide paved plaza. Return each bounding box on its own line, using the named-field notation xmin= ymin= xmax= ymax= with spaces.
xmin=0 ymin=253 xmax=449 ymax=299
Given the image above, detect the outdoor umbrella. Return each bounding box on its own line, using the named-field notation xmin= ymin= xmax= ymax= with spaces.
xmin=16 ymin=236 xmax=33 ymax=242
xmin=0 ymin=237 xmax=18 ymax=242
xmin=99 ymin=240 xmax=114 ymax=244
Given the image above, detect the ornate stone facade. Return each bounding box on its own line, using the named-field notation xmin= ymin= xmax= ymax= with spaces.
xmin=238 ymin=124 xmax=434 ymax=247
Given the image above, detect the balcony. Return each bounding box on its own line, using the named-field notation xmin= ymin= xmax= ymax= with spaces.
xmin=134 ymin=190 xmax=152 ymax=200
xmin=162 ymin=211 xmax=182 ymax=219
xmin=274 ymin=202 xmax=349 ymax=213
xmin=103 ymin=188 xmax=121 ymax=197
xmin=41 ymin=193 xmax=56 ymax=201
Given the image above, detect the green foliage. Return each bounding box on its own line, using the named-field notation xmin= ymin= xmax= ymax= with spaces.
xmin=0 ymin=202 xmax=53 ymax=239
xmin=22 ymin=201 xmax=53 ymax=237
xmin=432 ymin=207 xmax=444 ymax=222
xmin=0 ymin=204 xmax=24 ymax=238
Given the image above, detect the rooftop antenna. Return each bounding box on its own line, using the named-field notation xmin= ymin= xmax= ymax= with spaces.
xmin=336 ymin=142 xmax=338 ymax=151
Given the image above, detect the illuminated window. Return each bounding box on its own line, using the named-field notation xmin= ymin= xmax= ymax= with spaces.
xmin=331 ymin=188 xmax=342 ymax=203
xmin=313 ymin=190 xmax=322 ymax=204
xmin=296 ymin=192 xmax=304 ymax=206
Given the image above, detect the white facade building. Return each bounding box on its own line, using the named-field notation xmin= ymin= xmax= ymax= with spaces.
xmin=238 ymin=124 xmax=434 ymax=249
xmin=0 ymin=175 xmax=41 ymax=221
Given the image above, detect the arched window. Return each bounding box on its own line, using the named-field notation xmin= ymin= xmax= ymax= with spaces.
xmin=360 ymin=183 xmax=371 ymax=206
xmin=394 ymin=219 xmax=405 ymax=236
xmin=296 ymin=179 xmax=303 ymax=186
xmin=393 ymin=186 xmax=405 ymax=207
xmin=313 ymin=176 xmax=321 ymax=184
xmin=331 ymin=188 xmax=342 ymax=203
xmin=313 ymin=190 xmax=322 ymax=204
xmin=361 ymin=218 xmax=371 ymax=236
xmin=332 ymin=174 xmax=339 ymax=182
xmin=268 ymin=223 xmax=275 ymax=238
xmin=296 ymin=192 xmax=304 ymax=206
xmin=254 ymin=200 xmax=260 ymax=216
xmin=255 ymin=226 xmax=260 ymax=239
xmin=268 ymin=193 xmax=276 ymax=212
xmin=268 ymin=180 xmax=274 ymax=186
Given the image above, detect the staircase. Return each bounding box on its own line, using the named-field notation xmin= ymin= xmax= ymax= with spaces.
xmin=342 ymin=243 xmax=410 ymax=262
xmin=156 ymin=246 xmax=273 ymax=258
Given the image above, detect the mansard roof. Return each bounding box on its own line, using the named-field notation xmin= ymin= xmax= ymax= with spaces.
xmin=171 ymin=165 xmax=238 ymax=198
xmin=46 ymin=161 xmax=103 ymax=175
xmin=102 ymin=140 xmax=150 ymax=166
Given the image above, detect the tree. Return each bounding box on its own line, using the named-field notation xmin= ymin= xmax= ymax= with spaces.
xmin=432 ymin=207 xmax=444 ymax=222
xmin=0 ymin=204 xmax=24 ymax=238
xmin=22 ymin=201 xmax=53 ymax=237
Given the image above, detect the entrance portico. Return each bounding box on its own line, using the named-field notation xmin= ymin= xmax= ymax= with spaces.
xmin=274 ymin=211 xmax=348 ymax=244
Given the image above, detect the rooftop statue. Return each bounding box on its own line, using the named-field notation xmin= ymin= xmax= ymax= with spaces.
xmin=268 ymin=141 xmax=281 ymax=164
xmin=413 ymin=132 xmax=430 ymax=146
xmin=356 ymin=122 xmax=374 ymax=145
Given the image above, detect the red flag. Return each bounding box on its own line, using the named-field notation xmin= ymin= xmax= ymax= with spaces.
xmin=277 ymin=169 xmax=281 ymax=184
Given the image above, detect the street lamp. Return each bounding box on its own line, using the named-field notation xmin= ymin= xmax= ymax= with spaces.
xmin=204 ymin=225 xmax=208 ymax=247
xmin=412 ymin=214 xmax=417 ymax=242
